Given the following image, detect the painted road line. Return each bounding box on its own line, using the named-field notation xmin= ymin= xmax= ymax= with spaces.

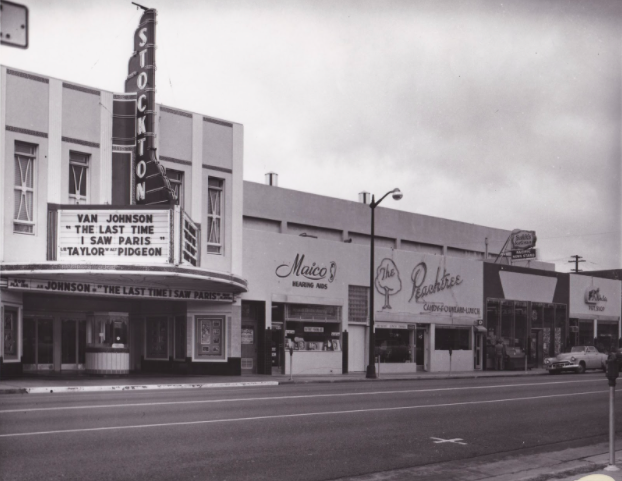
xmin=0 ymin=389 xmax=606 ymax=438
xmin=21 ymin=381 xmax=279 ymax=395
xmin=0 ymin=378 xmax=606 ymax=414
xmin=431 ymin=437 xmax=467 ymax=445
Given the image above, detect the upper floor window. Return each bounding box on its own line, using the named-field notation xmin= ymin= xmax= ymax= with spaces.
xmin=348 ymin=285 xmax=369 ymax=324
xmin=69 ymin=151 xmax=89 ymax=204
xmin=207 ymin=178 xmax=223 ymax=254
xmin=167 ymin=169 xmax=184 ymax=207
xmin=14 ymin=141 xmax=36 ymax=234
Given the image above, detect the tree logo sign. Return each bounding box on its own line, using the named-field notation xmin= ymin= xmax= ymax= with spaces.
xmin=375 ymin=258 xmax=402 ymax=309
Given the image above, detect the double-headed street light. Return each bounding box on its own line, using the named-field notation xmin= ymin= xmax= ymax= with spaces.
xmin=366 ymin=188 xmax=403 ymax=379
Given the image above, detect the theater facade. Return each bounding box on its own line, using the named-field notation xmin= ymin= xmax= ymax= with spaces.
xmin=0 ymin=61 xmax=245 ymax=377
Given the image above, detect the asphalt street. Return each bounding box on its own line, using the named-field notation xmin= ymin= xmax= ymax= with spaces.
xmin=0 ymin=373 xmax=619 ymax=481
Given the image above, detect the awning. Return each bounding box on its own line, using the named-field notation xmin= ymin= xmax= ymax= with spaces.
xmin=474 ymin=326 xmax=488 ymax=333
xmin=572 ymin=314 xmax=620 ymax=322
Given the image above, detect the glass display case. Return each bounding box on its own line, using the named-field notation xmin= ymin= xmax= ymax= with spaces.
xmin=87 ymin=313 xmax=128 ymax=349
xmin=284 ymin=321 xmax=341 ymax=352
xmin=85 ymin=312 xmax=130 ymax=374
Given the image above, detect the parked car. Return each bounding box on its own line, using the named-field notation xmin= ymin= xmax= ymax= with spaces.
xmin=544 ymin=346 xmax=607 ymax=374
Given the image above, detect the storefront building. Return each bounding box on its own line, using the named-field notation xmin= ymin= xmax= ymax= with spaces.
xmin=0 ymin=63 xmax=246 ymax=378
xmin=569 ymin=274 xmax=621 ymax=352
xmin=240 ymin=180 xmax=519 ymax=375
xmin=483 ymin=264 xmax=570 ymax=369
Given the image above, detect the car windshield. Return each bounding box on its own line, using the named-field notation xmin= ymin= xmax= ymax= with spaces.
xmin=570 ymin=347 xmax=586 ymax=352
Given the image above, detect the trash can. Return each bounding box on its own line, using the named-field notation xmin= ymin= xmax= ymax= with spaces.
xmin=504 ymin=347 xmax=526 ymax=370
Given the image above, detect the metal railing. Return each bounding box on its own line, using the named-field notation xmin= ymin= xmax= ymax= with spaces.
xmin=181 ymin=209 xmax=201 ymax=267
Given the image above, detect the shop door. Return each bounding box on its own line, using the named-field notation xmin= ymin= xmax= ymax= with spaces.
xmin=61 ymin=320 xmax=86 ymax=371
xmin=241 ymin=319 xmax=258 ymax=374
xmin=272 ymin=323 xmax=284 ymax=374
xmin=22 ymin=318 xmax=54 ymax=371
xmin=415 ymin=329 xmax=426 ymax=369
xmin=529 ymin=329 xmax=543 ymax=368
xmin=347 ymin=325 xmax=366 ymax=372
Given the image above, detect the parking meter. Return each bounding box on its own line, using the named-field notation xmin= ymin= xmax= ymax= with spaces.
xmin=606 ymin=356 xmax=619 ymax=387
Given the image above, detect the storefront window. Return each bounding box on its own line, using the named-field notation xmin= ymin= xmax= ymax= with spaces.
xmin=531 ymin=303 xmax=543 ymax=329
xmin=87 ymin=314 xmax=128 ymax=349
xmin=569 ymin=318 xmax=579 ymax=347
xmin=435 ymin=327 xmax=470 ymax=350
xmin=514 ymin=301 xmax=528 ymax=350
xmin=597 ymin=321 xmax=619 ymax=353
xmin=285 ymin=321 xmax=341 ymax=351
xmin=554 ymin=305 xmax=567 ymax=355
xmin=501 ymin=301 xmax=513 ymax=342
xmin=195 ymin=316 xmax=226 ymax=360
xmin=174 ymin=316 xmax=186 ymax=360
xmin=578 ymin=320 xmax=594 ymax=347
xmin=375 ymin=328 xmax=411 ymax=363
xmin=146 ymin=317 xmax=168 ymax=359
xmin=486 ymin=299 xmax=500 ymax=339
xmin=3 ymin=308 xmax=18 ymax=360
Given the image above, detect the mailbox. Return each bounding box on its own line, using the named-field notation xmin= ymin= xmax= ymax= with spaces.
xmin=606 ymin=356 xmax=619 ymax=387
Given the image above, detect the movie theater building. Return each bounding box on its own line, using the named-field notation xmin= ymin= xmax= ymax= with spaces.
xmin=0 ymin=65 xmax=246 ymax=377
xmin=569 ymin=274 xmax=621 ymax=352
xmin=240 ymin=180 xmax=532 ymax=375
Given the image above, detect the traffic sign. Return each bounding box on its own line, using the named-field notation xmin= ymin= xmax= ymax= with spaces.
xmin=0 ymin=1 xmax=28 ymax=49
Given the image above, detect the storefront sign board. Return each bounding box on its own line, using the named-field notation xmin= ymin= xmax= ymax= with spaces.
xmin=57 ymin=209 xmax=171 ymax=264
xmin=511 ymin=230 xmax=537 ymax=250
xmin=570 ymin=275 xmax=621 ymax=318
xmin=7 ymin=278 xmax=234 ymax=302
xmin=511 ymin=248 xmax=536 ymax=260
xmin=373 ymin=252 xmax=483 ymax=320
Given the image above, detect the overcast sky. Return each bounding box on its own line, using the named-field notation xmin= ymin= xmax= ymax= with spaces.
xmin=2 ymin=0 xmax=621 ymax=272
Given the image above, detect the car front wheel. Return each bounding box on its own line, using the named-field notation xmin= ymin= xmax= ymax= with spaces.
xmin=576 ymin=363 xmax=586 ymax=374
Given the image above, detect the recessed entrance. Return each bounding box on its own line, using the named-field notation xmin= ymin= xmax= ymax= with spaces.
xmin=23 ymin=318 xmax=54 ymax=371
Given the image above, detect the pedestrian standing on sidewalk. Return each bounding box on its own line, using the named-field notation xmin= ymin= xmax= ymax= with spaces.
xmin=495 ymin=339 xmax=505 ymax=371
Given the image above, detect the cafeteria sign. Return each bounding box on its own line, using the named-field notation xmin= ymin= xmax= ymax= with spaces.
xmin=511 ymin=230 xmax=537 ymax=250
xmin=57 ymin=209 xmax=171 ymax=264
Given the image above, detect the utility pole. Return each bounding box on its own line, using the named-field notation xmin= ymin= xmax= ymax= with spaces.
xmin=568 ymin=255 xmax=585 ymax=273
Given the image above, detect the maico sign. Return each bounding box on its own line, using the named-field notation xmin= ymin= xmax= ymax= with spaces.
xmin=125 ymin=8 xmax=176 ymax=206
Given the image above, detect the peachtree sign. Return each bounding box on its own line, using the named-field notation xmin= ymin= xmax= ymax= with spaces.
xmin=57 ymin=210 xmax=171 ymax=264
xmin=8 ymin=278 xmax=234 ymax=302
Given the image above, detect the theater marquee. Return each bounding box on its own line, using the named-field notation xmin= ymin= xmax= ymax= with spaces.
xmin=7 ymin=278 xmax=234 ymax=302
xmin=57 ymin=209 xmax=171 ymax=264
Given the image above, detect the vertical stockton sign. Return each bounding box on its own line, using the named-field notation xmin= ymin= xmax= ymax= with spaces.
xmin=125 ymin=8 xmax=176 ymax=205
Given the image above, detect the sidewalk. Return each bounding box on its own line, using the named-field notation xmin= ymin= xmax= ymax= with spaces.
xmin=336 ymin=441 xmax=622 ymax=481
xmin=0 ymin=368 xmax=552 ymax=394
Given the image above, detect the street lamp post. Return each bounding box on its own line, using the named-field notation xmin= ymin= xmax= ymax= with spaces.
xmin=366 ymin=188 xmax=403 ymax=379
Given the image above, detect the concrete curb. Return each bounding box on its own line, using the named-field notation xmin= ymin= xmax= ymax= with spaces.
xmin=0 ymin=369 xmax=558 ymax=394
xmin=6 ymin=381 xmax=279 ymax=395
xmin=279 ymin=371 xmax=550 ymax=384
